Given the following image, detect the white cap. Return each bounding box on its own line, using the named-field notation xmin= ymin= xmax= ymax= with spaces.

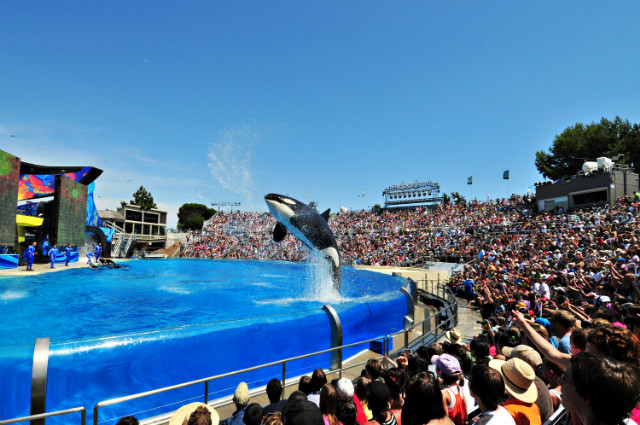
xmin=336 ymin=378 xmax=354 ymax=398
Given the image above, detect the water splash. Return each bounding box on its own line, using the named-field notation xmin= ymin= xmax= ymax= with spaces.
xmin=304 ymin=251 xmax=343 ymax=303
xmin=208 ymin=123 xmax=260 ymax=202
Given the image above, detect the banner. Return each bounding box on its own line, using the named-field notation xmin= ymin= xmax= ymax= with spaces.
xmin=503 ymin=170 xmax=510 ymax=180
xmin=467 ymin=176 xmax=473 ymax=185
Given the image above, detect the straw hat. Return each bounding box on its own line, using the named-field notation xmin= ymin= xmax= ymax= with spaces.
xmin=169 ymin=402 xmax=219 ymax=425
xmin=489 ymin=358 xmax=538 ymax=404
xmin=445 ymin=328 xmax=461 ymax=343
xmin=511 ymin=345 xmax=542 ymax=368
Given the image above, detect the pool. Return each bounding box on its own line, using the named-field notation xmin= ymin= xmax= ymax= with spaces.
xmin=0 ymin=259 xmax=409 ymax=424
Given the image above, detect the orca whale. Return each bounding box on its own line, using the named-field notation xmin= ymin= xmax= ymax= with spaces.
xmin=265 ymin=193 xmax=341 ymax=292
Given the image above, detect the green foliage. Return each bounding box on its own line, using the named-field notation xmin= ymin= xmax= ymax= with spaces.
xmin=451 ymin=192 xmax=466 ymax=205
xmin=130 ymin=186 xmax=157 ymax=209
xmin=371 ymin=204 xmax=383 ymax=215
xmin=308 ymin=200 xmax=318 ymax=211
xmin=177 ymin=203 xmax=216 ymax=230
xmin=535 ymin=117 xmax=640 ymax=180
xmin=442 ymin=193 xmax=451 ymax=205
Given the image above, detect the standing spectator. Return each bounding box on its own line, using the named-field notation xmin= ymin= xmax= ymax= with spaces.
xmin=549 ymin=311 xmax=574 ymax=355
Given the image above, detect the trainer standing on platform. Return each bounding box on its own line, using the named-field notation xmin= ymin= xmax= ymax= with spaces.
xmin=49 ymin=244 xmax=59 ymax=269
xmin=65 ymin=244 xmax=72 ymax=266
xmin=25 ymin=241 xmax=37 ymax=271
xmin=95 ymin=242 xmax=102 ymax=262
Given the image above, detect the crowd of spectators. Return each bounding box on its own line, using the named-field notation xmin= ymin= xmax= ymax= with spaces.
xmin=180 ymin=195 xmax=537 ymax=266
xmin=122 ymin=195 xmax=640 ymax=424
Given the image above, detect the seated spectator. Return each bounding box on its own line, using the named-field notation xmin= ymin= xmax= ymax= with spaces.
xmin=288 ymin=390 xmax=308 ymax=402
xmin=365 ymin=359 xmax=384 ymax=382
xmin=337 ymin=398 xmax=358 ymax=425
xmin=116 ymin=417 xmax=139 ymax=425
xmin=561 ymin=352 xmax=640 ymax=425
xmin=468 ymin=364 xmax=515 ymax=425
xmin=299 ymin=376 xmax=312 ymax=396
xmin=355 ymin=377 xmax=373 ymax=421
xmin=432 ymin=354 xmax=467 ymax=425
xmin=401 ymin=372 xmax=449 ymax=425
xmin=169 ymin=403 xmax=219 ymax=425
xmin=382 ymin=368 xmax=405 ymax=425
xmin=283 ymin=399 xmax=324 ymax=425
xmin=366 ymin=381 xmax=398 ymax=425
xmin=320 ymin=383 xmax=341 ymax=425
xmin=263 ymin=379 xmax=287 ymax=415
xmin=541 ymin=359 xmax=563 ymax=410
xmin=243 ymin=404 xmax=262 ymax=425
xmin=263 ymin=412 xmax=282 ymax=425
xmin=509 ymin=345 xmax=553 ymax=422
xmin=489 ymin=358 xmax=541 ymax=425
xmin=308 ymin=368 xmax=328 ymax=407
xmin=228 ymin=382 xmax=250 ymax=425
xmin=337 ymin=377 xmax=367 ymax=425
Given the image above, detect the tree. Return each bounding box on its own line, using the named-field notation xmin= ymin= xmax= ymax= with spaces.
xmin=451 ymin=192 xmax=466 ymax=205
xmin=442 ymin=193 xmax=451 ymax=205
xmin=130 ymin=186 xmax=157 ymax=209
xmin=308 ymin=201 xmax=318 ymax=211
xmin=535 ymin=117 xmax=640 ymax=180
xmin=177 ymin=203 xmax=216 ymax=231
xmin=371 ymin=204 xmax=382 ymax=215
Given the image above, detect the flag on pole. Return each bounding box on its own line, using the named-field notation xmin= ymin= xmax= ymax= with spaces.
xmin=503 ymin=170 xmax=510 ymax=180
xmin=467 ymin=176 xmax=473 ymax=185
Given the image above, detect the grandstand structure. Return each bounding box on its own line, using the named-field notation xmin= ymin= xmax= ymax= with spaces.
xmin=382 ymin=180 xmax=443 ymax=209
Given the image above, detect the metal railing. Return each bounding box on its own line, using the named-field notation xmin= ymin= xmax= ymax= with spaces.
xmin=2 ymin=283 xmax=458 ymax=425
xmin=0 ymin=407 xmax=86 ymax=425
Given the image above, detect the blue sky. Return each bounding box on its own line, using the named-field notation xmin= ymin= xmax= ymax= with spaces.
xmin=2 ymin=1 xmax=640 ymax=228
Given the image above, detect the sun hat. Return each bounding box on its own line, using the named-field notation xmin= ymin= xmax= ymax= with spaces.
xmin=511 ymin=345 xmax=543 ymax=368
xmin=501 ymin=346 xmax=514 ymax=358
xmin=432 ymin=354 xmax=462 ymax=376
xmin=233 ymin=382 xmax=250 ymax=406
xmin=336 ymin=378 xmax=354 ymax=398
xmin=489 ymin=358 xmax=538 ymax=404
xmin=169 ymin=403 xmax=219 ymax=425
xmin=445 ymin=328 xmax=461 ymax=344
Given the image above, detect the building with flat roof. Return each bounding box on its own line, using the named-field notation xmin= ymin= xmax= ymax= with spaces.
xmin=535 ymin=166 xmax=639 ymax=211
xmin=99 ymin=204 xmax=167 ymax=254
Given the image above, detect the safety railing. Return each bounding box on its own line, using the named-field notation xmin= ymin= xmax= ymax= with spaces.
xmin=2 ymin=281 xmax=457 ymax=425
xmin=0 ymin=407 xmax=86 ymax=425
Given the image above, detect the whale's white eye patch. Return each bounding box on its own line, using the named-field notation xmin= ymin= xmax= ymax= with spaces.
xmin=283 ymin=198 xmax=296 ymax=205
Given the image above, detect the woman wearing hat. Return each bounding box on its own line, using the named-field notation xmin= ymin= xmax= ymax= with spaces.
xmin=489 ymin=358 xmax=540 ymax=425
xmin=432 ymin=354 xmax=467 ymax=425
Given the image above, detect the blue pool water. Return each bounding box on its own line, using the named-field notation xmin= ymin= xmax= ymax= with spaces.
xmin=0 ymin=259 xmax=409 ymax=424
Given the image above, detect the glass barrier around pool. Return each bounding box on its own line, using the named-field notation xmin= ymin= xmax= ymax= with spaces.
xmin=1 ymin=280 xmax=457 ymax=425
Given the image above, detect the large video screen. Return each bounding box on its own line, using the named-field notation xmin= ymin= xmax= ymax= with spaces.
xmin=0 ymin=150 xmax=20 ymax=246
xmin=53 ymin=176 xmax=88 ymax=247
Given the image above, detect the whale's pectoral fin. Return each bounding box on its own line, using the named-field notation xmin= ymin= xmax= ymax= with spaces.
xmin=273 ymin=222 xmax=288 ymax=242
xmin=320 ymin=209 xmax=331 ymax=222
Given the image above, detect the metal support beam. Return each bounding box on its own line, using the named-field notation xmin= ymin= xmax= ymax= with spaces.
xmin=31 ymin=338 xmax=50 ymax=425
xmin=400 ymin=286 xmax=415 ymax=323
xmin=322 ymin=304 xmax=343 ymax=372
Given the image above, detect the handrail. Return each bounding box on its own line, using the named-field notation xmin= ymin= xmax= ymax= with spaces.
xmin=93 ymin=335 xmax=389 ymax=425
xmin=0 ymin=407 xmax=86 ymax=425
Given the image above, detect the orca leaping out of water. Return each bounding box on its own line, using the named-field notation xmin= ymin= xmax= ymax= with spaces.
xmin=265 ymin=193 xmax=341 ymax=292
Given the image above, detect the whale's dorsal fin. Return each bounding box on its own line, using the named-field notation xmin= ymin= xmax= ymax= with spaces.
xmin=273 ymin=222 xmax=288 ymax=242
xmin=320 ymin=209 xmax=331 ymax=222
